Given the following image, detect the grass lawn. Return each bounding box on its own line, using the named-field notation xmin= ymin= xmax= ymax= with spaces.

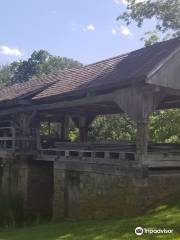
xmin=0 ymin=195 xmax=180 ymax=240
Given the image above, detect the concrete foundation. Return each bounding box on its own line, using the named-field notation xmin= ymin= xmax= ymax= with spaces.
xmin=0 ymin=156 xmax=53 ymax=220
xmin=1 ymin=157 xmax=180 ymax=220
xmin=53 ymin=162 xmax=180 ymax=219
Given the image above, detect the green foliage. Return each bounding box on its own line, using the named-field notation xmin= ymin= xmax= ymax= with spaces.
xmin=140 ymin=31 xmax=161 ymax=46
xmin=0 ymin=65 xmax=13 ymax=88
xmin=10 ymin=50 xmax=82 ymax=84
xmin=69 ymin=128 xmax=79 ymax=142
xmin=38 ymin=113 xmax=180 ymax=144
xmin=0 ymin=193 xmax=180 ymax=239
xmin=89 ymin=114 xmax=136 ymax=142
xmin=41 ymin=55 xmax=82 ymax=75
xmin=81 ymin=111 xmax=180 ymax=144
xmin=40 ymin=122 xmax=61 ymax=137
xmin=140 ymin=31 xmax=172 ymax=46
xmin=115 ymin=0 xmax=180 ymax=144
xmin=0 ymin=50 xmax=82 ymax=86
xmin=118 ymin=0 xmax=180 ymax=44
xmin=149 ymin=109 xmax=180 ymax=143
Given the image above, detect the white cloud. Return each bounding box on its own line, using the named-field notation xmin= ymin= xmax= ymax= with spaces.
xmin=136 ymin=0 xmax=147 ymax=2
xmin=83 ymin=24 xmax=95 ymax=32
xmin=112 ymin=25 xmax=132 ymax=36
xmin=113 ymin=0 xmax=122 ymax=4
xmin=113 ymin=0 xmax=146 ymax=5
xmin=112 ymin=28 xmax=117 ymax=35
xmin=0 ymin=45 xmax=22 ymax=56
xmin=120 ymin=25 xmax=132 ymax=36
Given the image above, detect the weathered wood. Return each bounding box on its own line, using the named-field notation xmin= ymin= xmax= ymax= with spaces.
xmin=0 ymin=91 xmax=116 ymax=116
xmin=61 ymin=116 xmax=70 ymax=141
xmin=0 ymin=84 xmax=179 ymax=119
xmin=34 ymin=120 xmax=41 ymax=150
xmin=48 ymin=120 xmax=51 ymax=136
xmin=147 ymin=152 xmax=180 ymax=161
xmin=114 ymin=86 xmax=154 ymax=123
xmin=9 ymin=111 xmax=38 ymax=151
xmin=114 ymin=86 xmax=153 ymax=164
xmin=136 ymin=121 xmax=148 ymax=164
xmin=38 ymin=145 xmax=180 ymax=169
xmin=149 ymin=162 xmax=180 ymax=168
xmin=72 ymin=115 xmax=95 ymax=142
xmin=146 ymin=47 xmax=180 ymax=90
xmin=79 ymin=127 xmax=88 ymax=143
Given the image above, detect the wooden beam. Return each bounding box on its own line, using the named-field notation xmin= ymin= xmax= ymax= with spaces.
xmin=72 ymin=115 xmax=95 ymax=142
xmin=0 ymin=91 xmax=116 ymax=116
xmin=114 ymin=86 xmax=154 ymax=123
xmin=136 ymin=120 xmax=148 ymax=164
xmin=61 ymin=116 xmax=70 ymax=141
xmin=0 ymin=85 xmax=173 ymax=117
xmin=113 ymin=86 xmax=154 ymax=166
xmin=79 ymin=116 xmax=88 ymax=142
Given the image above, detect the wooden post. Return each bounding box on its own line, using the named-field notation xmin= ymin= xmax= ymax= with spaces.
xmin=79 ymin=127 xmax=88 ymax=142
xmin=48 ymin=120 xmax=51 ymax=136
xmin=1 ymin=160 xmax=11 ymax=195
xmin=79 ymin=116 xmax=88 ymax=142
xmin=61 ymin=116 xmax=70 ymax=141
xmin=57 ymin=122 xmax=61 ymax=140
xmin=11 ymin=127 xmax=16 ymax=150
xmin=114 ymin=86 xmax=154 ymax=168
xmin=136 ymin=119 xmax=148 ymax=164
xmin=72 ymin=115 xmax=95 ymax=142
xmin=34 ymin=119 xmax=41 ymax=150
xmin=11 ymin=111 xmax=37 ymax=151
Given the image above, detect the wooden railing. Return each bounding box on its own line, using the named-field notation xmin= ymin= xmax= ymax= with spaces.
xmin=39 ymin=148 xmax=136 ymax=163
xmin=0 ymin=127 xmax=15 ymax=150
xmin=38 ymin=142 xmax=180 ymax=168
xmin=0 ymin=126 xmax=37 ymax=155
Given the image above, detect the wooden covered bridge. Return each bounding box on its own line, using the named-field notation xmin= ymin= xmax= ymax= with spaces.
xmin=0 ymin=37 xmax=180 ymax=219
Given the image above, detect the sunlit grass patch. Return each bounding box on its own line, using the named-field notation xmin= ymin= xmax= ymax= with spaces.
xmin=0 ymin=194 xmax=179 ymax=240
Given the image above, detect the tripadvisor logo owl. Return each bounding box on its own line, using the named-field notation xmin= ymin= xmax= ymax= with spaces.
xmin=135 ymin=226 xmax=173 ymax=235
xmin=135 ymin=227 xmax=144 ymax=236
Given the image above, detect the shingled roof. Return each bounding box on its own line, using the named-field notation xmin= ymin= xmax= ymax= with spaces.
xmin=0 ymin=36 xmax=180 ymax=104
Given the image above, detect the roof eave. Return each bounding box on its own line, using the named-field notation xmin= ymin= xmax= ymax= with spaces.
xmin=146 ymin=46 xmax=180 ymax=84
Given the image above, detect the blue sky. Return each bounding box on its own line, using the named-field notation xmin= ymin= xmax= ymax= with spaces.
xmin=0 ymin=0 xmax=155 ymax=65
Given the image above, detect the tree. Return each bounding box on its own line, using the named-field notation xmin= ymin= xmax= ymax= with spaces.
xmin=0 ymin=65 xmax=13 ymax=87
xmin=10 ymin=50 xmax=82 ymax=84
xmin=91 ymin=1 xmax=180 ymax=143
xmin=117 ymin=0 xmax=180 ymax=45
xmin=149 ymin=110 xmax=180 ymax=143
xmin=89 ymin=114 xmax=136 ymax=142
xmin=0 ymin=50 xmax=82 ymax=86
xmin=110 ymin=0 xmax=180 ymax=143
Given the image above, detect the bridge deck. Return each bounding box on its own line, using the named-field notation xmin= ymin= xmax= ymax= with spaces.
xmin=38 ymin=142 xmax=180 ymax=168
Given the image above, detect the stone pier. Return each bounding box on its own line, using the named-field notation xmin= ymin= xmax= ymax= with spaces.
xmin=52 ymin=160 xmax=180 ymax=219
xmin=0 ymin=156 xmax=53 ymax=220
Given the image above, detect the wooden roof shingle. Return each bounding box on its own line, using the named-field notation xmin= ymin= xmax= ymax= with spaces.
xmin=0 ymin=36 xmax=180 ymax=103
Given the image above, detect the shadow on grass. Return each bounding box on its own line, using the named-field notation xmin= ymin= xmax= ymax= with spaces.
xmin=0 ymin=193 xmax=180 ymax=240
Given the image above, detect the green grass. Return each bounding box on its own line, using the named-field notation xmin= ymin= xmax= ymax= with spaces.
xmin=0 ymin=196 xmax=180 ymax=240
